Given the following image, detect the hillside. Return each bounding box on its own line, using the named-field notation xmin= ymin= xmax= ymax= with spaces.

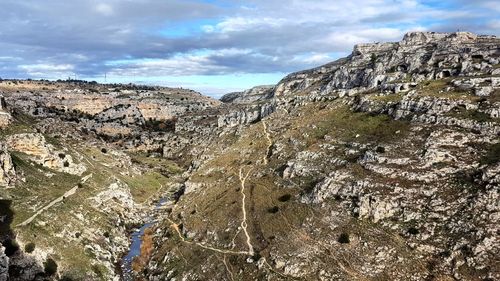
xmin=0 ymin=31 xmax=499 ymax=281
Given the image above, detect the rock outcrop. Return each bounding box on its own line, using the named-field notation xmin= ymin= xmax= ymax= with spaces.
xmin=6 ymin=133 xmax=86 ymax=175
xmin=220 ymin=85 xmax=274 ymax=104
xmin=0 ymin=144 xmax=15 ymax=187
xmin=0 ymin=96 xmax=12 ymax=128
xmin=0 ymin=245 xmax=8 ymax=281
xmin=274 ymin=31 xmax=499 ymax=100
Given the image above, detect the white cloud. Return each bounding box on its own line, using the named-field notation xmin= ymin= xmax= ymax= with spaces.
xmin=206 ymin=17 xmax=287 ymax=33
xmin=95 ymin=3 xmax=114 ymax=16
xmin=1 ymin=0 xmax=498 ymax=91
xmin=18 ymin=63 xmax=75 ymax=78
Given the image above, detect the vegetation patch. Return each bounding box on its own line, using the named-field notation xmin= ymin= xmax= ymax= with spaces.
xmin=446 ymin=108 xmax=498 ymax=123
xmin=24 ymin=242 xmax=36 ymax=253
xmin=309 ymin=105 xmax=410 ymax=144
xmin=44 ymin=257 xmax=58 ymax=276
xmin=278 ymin=194 xmax=292 ymax=202
xmin=480 ymin=143 xmax=500 ymax=165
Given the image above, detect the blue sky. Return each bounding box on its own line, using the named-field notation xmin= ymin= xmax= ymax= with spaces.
xmin=0 ymin=0 xmax=499 ymax=98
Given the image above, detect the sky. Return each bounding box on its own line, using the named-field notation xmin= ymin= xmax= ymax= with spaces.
xmin=0 ymin=0 xmax=499 ymax=98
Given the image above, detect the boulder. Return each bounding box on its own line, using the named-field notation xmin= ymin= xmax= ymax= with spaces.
xmin=0 ymin=244 xmax=8 ymax=281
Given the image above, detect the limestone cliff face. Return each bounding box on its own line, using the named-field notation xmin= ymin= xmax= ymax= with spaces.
xmin=220 ymin=85 xmax=275 ymax=104
xmin=274 ymin=32 xmax=499 ymax=98
xmin=6 ymin=133 xmax=86 ymax=175
xmin=2 ymin=83 xmax=221 ymax=140
xmin=0 ymin=95 xmax=12 ymax=128
xmin=0 ymin=144 xmax=15 ymax=186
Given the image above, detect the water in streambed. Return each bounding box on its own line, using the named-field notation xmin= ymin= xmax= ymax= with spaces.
xmin=120 ymin=198 xmax=168 ymax=281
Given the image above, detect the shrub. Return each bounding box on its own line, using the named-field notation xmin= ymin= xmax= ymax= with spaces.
xmin=338 ymin=233 xmax=350 ymax=244
xmin=24 ymin=242 xmax=36 ymax=253
xmin=63 ymin=161 xmax=70 ymax=167
xmin=408 ymin=227 xmax=419 ymax=235
xmin=375 ymin=146 xmax=386 ymax=153
xmin=58 ymin=153 xmax=66 ymax=159
xmin=44 ymin=258 xmax=58 ymax=275
xmin=278 ymin=194 xmax=292 ymax=202
xmin=101 ymin=148 xmax=107 ymax=153
xmin=267 ymin=206 xmax=279 ymax=214
xmin=370 ymin=53 xmax=377 ymax=65
xmin=480 ymin=143 xmax=500 ymax=165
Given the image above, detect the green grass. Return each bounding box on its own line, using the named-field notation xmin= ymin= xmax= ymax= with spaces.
xmin=309 ymin=105 xmax=409 ymax=144
xmin=446 ymin=108 xmax=499 ymax=123
xmin=417 ymin=79 xmax=479 ymax=101
xmin=367 ymin=93 xmax=403 ymax=103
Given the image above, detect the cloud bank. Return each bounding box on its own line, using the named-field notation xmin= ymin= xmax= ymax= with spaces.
xmin=0 ymin=0 xmax=498 ymax=96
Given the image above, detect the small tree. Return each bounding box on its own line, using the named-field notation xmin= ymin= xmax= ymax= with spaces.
xmin=370 ymin=53 xmax=377 ymax=66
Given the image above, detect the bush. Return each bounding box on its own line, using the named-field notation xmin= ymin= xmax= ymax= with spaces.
xmin=278 ymin=194 xmax=292 ymax=202
xmin=338 ymin=233 xmax=350 ymax=244
xmin=58 ymin=153 xmax=66 ymax=159
xmin=375 ymin=146 xmax=386 ymax=153
xmin=63 ymin=161 xmax=69 ymax=167
xmin=24 ymin=242 xmax=35 ymax=253
xmin=101 ymin=148 xmax=107 ymax=153
xmin=44 ymin=258 xmax=58 ymax=275
xmin=481 ymin=143 xmax=500 ymax=165
xmin=370 ymin=53 xmax=377 ymax=65
xmin=267 ymin=206 xmax=279 ymax=214
xmin=408 ymin=227 xmax=419 ymax=235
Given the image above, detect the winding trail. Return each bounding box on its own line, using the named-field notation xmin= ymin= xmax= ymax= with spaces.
xmin=16 ymin=173 xmax=93 ymax=227
xmin=239 ymin=167 xmax=254 ymax=256
xmin=162 ymin=119 xmax=302 ymax=279
xmin=262 ymin=121 xmax=273 ymax=165
xmin=167 ymin=218 xmax=250 ymax=256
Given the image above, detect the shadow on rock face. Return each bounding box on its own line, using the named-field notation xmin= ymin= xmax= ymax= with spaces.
xmin=0 ymin=200 xmax=48 ymax=281
xmin=0 ymin=200 xmax=14 ymax=239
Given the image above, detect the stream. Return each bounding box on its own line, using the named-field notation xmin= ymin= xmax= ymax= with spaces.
xmin=120 ymin=198 xmax=168 ymax=281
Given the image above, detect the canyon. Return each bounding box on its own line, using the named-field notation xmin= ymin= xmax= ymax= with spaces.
xmin=0 ymin=31 xmax=499 ymax=280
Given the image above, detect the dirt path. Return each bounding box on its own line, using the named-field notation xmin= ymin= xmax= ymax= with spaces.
xmin=16 ymin=173 xmax=93 ymax=227
xmin=167 ymin=218 xmax=250 ymax=256
xmin=239 ymin=167 xmax=254 ymax=256
xmin=167 ymin=121 xmax=273 ymax=257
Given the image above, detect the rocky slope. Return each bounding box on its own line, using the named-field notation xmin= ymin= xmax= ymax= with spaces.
xmin=0 ymin=31 xmax=498 ymax=281
xmin=144 ymin=32 xmax=499 ymax=281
